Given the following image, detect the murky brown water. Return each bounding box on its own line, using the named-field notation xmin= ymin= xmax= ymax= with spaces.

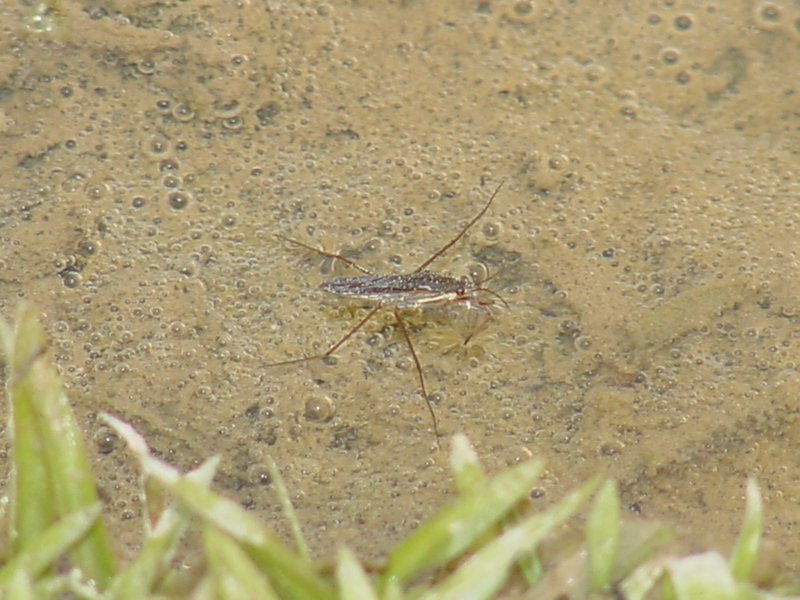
xmin=2 ymin=0 xmax=800 ymax=571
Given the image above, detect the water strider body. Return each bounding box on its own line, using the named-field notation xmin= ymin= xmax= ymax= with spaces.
xmin=321 ymin=271 xmax=481 ymax=309
xmin=268 ymin=181 xmax=506 ymax=441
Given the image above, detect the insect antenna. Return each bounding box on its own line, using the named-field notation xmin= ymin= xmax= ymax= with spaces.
xmin=473 ymin=265 xmax=511 ymax=309
xmin=413 ymin=181 xmax=504 ymax=273
xmin=457 ymin=268 xmax=510 ymax=347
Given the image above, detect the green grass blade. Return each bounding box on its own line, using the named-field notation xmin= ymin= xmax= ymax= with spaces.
xmin=424 ymin=475 xmax=600 ymax=600
xmin=0 ymin=502 xmax=102 ymax=587
xmin=384 ymin=456 xmax=545 ymax=589
xmin=615 ymin=520 xmax=675 ymax=581
xmin=730 ymin=478 xmax=762 ymax=583
xmin=243 ymin=540 xmax=335 ymax=600
xmin=619 ymin=557 xmax=668 ymax=600
xmin=515 ymin=549 xmax=543 ymax=587
xmin=6 ymin=351 xmax=55 ymax=552
xmin=337 ymin=546 xmax=378 ymax=600
xmin=587 ymin=479 xmax=620 ymax=591
xmin=205 ymin=525 xmax=280 ymax=600
xmin=2 ymin=305 xmax=115 ymax=587
xmin=267 ymin=457 xmax=309 ymax=561
xmin=108 ymin=438 xmax=216 ymax=599
xmin=106 ymin=507 xmax=187 ymax=600
xmin=105 ymin=413 xmax=335 ymax=600
xmin=667 ymin=551 xmax=739 ymax=600
xmin=2 ymin=567 xmax=34 ymax=600
xmin=450 ymin=433 xmax=486 ymax=493
xmin=2 ymin=309 xmax=56 ymax=552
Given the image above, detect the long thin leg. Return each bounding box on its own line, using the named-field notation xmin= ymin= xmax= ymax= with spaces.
xmin=266 ymin=304 xmax=382 ymax=367
xmin=279 ymin=235 xmax=373 ymax=275
xmin=414 ymin=181 xmax=504 ymax=273
xmin=394 ymin=308 xmax=440 ymax=441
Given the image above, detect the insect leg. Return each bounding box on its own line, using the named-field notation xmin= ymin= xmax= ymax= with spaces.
xmin=278 ymin=235 xmax=373 ymax=275
xmin=393 ymin=308 xmax=440 ymax=441
xmin=265 ymin=304 xmax=382 ymax=367
xmin=322 ymin=304 xmax=382 ymax=357
xmin=413 ymin=181 xmax=504 ymax=273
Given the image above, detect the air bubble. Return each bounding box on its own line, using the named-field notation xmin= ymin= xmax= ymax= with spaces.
xmin=468 ymin=263 xmax=489 ymax=283
xmin=659 ymin=47 xmax=681 ymax=65
xmin=137 ymin=59 xmax=156 ymax=75
xmin=501 ymin=445 xmax=533 ymax=466
xmin=481 ymin=221 xmax=502 ymax=239
xmin=62 ymin=171 xmax=88 ymax=193
xmin=673 ymin=14 xmax=693 ymax=31
xmin=172 ymin=104 xmax=195 ymax=122
xmin=61 ymin=271 xmax=82 ymax=288
xmin=754 ymin=2 xmax=783 ymax=30
xmin=159 ymin=159 xmax=179 ymax=171
xmin=584 ymin=64 xmax=606 ymax=82
xmin=248 ymin=465 xmax=272 ymax=486
xmin=548 ymin=154 xmax=568 ymax=170
xmin=79 ymin=239 xmax=99 ymax=255
xmin=758 ymin=2 xmax=781 ymax=23
xmin=144 ymin=133 xmax=171 ymax=158
xmin=503 ymin=1 xmax=539 ymax=24
xmin=222 ymin=116 xmax=244 ymax=130
xmin=167 ymin=191 xmax=191 ymax=210
xmin=599 ymin=439 xmax=625 ymax=456
xmin=366 ymin=332 xmax=384 ymax=347
xmin=514 ymin=2 xmax=534 ymax=18
xmin=93 ymin=426 xmax=118 ymax=454
xmin=162 ymin=174 xmax=181 ymax=188
xmin=304 ymin=396 xmax=336 ymax=423
xmin=620 ymin=103 xmax=637 ymax=118
xmin=85 ymin=181 xmax=110 ymax=200
xmin=362 ymin=237 xmax=383 ymax=253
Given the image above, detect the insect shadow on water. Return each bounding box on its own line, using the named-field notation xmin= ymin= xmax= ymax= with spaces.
xmin=267 ymin=181 xmax=508 ymax=441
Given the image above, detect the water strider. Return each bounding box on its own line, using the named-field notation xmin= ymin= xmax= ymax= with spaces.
xmin=267 ymin=181 xmax=507 ymax=440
